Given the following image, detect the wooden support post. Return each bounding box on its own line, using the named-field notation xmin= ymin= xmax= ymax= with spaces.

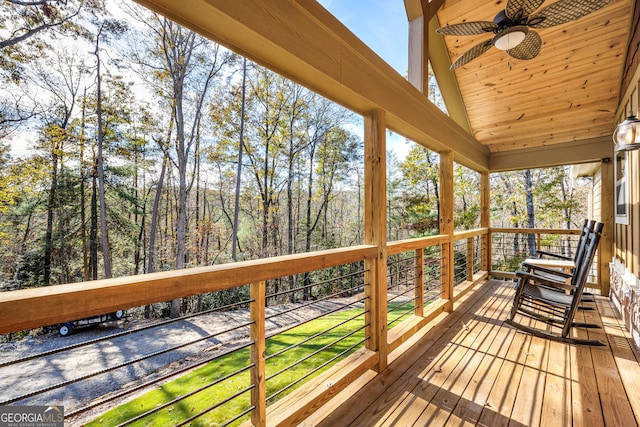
xmin=250 ymin=281 xmax=266 ymax=427
xmin=466 ymin=237 xmax=474 ymax=281
xmin=440 ymin=150 xmax=454 ymax=312
xmin=480 ymin=171 xmax=490 ymax=272
xmin=406 ymin=0 xmax=446 ymax=95
xmin=364 ymin=109 xmax=388 ymax=372
xmin=407 ymin=14 xmax=427 ymax=93
xmin=600 ymin=157 xmax=614 ymax=295
xmin=415 ymin=248 xmax=425 ymax=316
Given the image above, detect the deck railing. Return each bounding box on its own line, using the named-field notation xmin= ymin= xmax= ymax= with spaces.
xmin=0 ymin=228 xmax=596 ymax=425
xmin=6 ymin=226 xmax=590 ymax=426
xmin=488 ymin=227 xmax=600 ymax=288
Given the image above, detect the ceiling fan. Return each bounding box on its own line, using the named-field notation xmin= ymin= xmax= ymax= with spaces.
xmin=436 ymin=0 xmax=613 ymax=70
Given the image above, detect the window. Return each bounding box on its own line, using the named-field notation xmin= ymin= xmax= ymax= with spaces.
xmin=615 ymin=150 xmax=629 ymax=224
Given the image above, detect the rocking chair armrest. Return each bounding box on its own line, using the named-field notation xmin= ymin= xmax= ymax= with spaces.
xmin=521 ymin=263 xmax=572 ymax=279
xmin=534 ymin=250 xmax=572 ymax=261
xmin=515 ymin=270 xmax=576 ymax=292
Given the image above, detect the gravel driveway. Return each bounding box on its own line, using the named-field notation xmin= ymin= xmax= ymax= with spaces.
xmin=0 ymin=298 xmax=361 ymax=426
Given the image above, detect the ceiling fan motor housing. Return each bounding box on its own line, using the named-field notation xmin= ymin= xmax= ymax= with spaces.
xmin=493 ymin=9 xmax=528 ymax=32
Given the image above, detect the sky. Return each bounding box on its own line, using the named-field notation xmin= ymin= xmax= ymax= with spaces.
xmin=316 ymin=0 xmax=414 ymax=159
xmin=316 ymin=0 xmax=408 ymax=76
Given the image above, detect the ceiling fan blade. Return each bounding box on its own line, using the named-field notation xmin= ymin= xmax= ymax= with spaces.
xmin=505 ymin=0 xmax=546 ymax=19
xmin=436 ymin=21 xmax=497 ymax=36
xmin=450 ymin=40 xmax=494 ymax=70
xmin=528 ymin=0 xmax=612 ymax=28
xmin=507 ymin=30 xmax=542 ymax=60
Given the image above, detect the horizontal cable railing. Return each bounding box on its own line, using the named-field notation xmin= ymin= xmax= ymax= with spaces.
xmin=386 ymin=251 xmax=418 ymax=329
xmin=453 ymin=238 xmax=469 ymax=286
xmin=452 ymin=229 xmax=489 ymax=302
xmin=0 ymin=227 xmax=500 ymax=426
xmin=263 ymin=264 xmax=370 ymax=405
xmin=490 ymin=228 xmax=581 ymax=273
xmin=423 ymin=245 xmax=444 ymax=304
xmin=0 ymin=247 xmax=376 ymax=426
xmin=384 ymin=230 xmax=489 ymax=352
xmin=488 ymin=227 xmax=600 ymax=287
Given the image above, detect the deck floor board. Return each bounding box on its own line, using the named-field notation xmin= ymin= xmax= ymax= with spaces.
xmin=312 ymin=280 xmax=640 ymax=427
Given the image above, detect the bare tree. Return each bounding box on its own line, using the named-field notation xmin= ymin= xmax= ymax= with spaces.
xmin=0 ymin=1 xmax=86 ymax=50
xmin=31 ymin=48 xmax=85 ymax=285
xmin=128 ymin=7 xmax=232 ymax=316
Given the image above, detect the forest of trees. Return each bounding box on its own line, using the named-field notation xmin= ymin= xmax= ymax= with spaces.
xmin=0 ymin=1 xmax=588 ymax=314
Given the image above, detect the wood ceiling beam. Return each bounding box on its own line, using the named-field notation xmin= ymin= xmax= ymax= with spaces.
xmin=407 ymin=11 xmax=428 ymax=93
xmin=489 ymin=136 xmax=613 ymax=172
xmin=134 ymin=0 xmax=489 ymax=171
xmin=428 ymin=16 xmax=472 ymax=134
xmin=403 ymin=0 xmax=422 ymax=21
xmin=403 ymin=0 xmax=446 ymax=21
xmin=406 ymin=0 xmax=472 ymax=133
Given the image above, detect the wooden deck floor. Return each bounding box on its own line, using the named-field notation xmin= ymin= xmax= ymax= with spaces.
xmin=311 ymin=279 xmax=640 ymax=427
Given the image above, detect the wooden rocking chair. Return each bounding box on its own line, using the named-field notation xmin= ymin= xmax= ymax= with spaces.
xmin=521 ymin=219 xmax=597 ymax=305
xmin=505 ymin=221 xmax=604 ymax=346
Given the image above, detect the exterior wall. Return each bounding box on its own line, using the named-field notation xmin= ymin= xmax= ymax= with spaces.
xmin=593 ymin=169 xmax=602 ymax=286
xmin=613 ymin=67 xmax=640 ymax=273
xmin=593 ymin=169 xmax=602 ymax=221
xmin=611 ymin=13 xmax=640 ymax=346
xmin=621 ymin=1 xmax=640 ymax=97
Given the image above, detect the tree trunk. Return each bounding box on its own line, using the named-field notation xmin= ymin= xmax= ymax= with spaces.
xmin=303 ymin=143 xmax=317 ymax=301
xmin=145 ymin=151 xmax=167 ymax=317
xmin=426 ymin=151 xmax=440 ymax=225
xmin=262 ymin=137 xmax=270 ymax=256
xmin=195 ymin=137 xmax=201 ymax=265
xmin=80 ymin=90 xmax=89 ymax=281
xmin=89 ymin=162 xmax=98 ymax=281
xmin=232 ymin=57 xmax=247 ymax=262
xmin=95 ymin=29 xmax=111 ymax=278
xmin=512 ymin=200 xmax=520 ymax=254
xmin=172 ymin=91 xmax=188 ymax=317
xmin=560 ymin=170 xmax=572 ymax=256
xmin=43 ymin=141 xmax=59 ymax=286
xmin=146 ymin=120 xmax=173 ymax=273
xmin=524 ymin=169 xmax=536 ymax=256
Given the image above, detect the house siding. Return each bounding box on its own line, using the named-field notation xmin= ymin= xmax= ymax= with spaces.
xmin=611 ymin=43 xmax=640 ymax=349
xmin=621 ymin=1 xmax=640 ymax=97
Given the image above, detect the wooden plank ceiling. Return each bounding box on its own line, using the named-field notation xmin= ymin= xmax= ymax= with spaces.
xmin=435 ymin=0 xmax=632 ymax=153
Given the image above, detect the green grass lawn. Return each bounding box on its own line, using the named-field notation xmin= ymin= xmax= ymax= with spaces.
xmin=87 ymin=300 xmax=418 ymax=427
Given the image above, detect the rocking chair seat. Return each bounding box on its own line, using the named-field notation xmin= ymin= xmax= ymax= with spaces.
xmin=522 ymin=282 xmax=572 ymax=305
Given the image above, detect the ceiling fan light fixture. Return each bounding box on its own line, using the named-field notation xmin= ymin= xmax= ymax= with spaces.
xmin=613 ymin=114 xmax=640 ymax=151
xmin=493 ymin=28 xmax=527 ymax=50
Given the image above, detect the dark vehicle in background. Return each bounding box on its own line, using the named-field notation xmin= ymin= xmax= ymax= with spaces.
xmin=46 ymin=310 xmax=125 ymax=336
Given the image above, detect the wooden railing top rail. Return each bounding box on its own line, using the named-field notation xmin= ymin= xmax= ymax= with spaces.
xmin=453 ymin=228 xmax=488 ymax=240
xmin=489 ymin=227 xmax=580 ymax=235
xmin=0 ymin=245 xmax=377 ymax=335
xmin=386 ymin=228 xmax=488 ymax=256
xmin=387 ymin=234 xmax=449 ymax=255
